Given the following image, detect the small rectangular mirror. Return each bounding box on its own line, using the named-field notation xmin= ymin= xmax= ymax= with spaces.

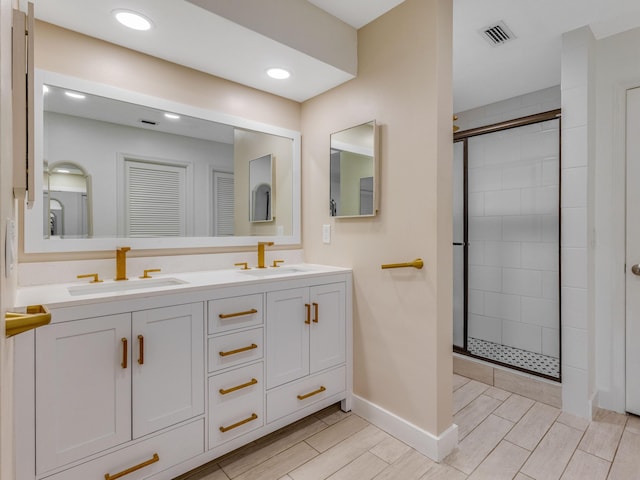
xmin=249 ymin=154 xmax=273 ymax=222
xmin=330 ymin=120 xmax=378 ymax=217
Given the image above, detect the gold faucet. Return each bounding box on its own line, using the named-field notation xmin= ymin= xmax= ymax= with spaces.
xmin=257 ymin=242 xmax=274 ymax=268
xmin=115 ymin=247 xmax=131 ymax=281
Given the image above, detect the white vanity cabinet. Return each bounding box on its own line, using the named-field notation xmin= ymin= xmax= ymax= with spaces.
xmin=15 ymin=267 xmax=351 ymax=480
xmin=34 ymin=303 xmax=204 ymax=475
xmin=265 ymin=282 xmax=346 ymax=422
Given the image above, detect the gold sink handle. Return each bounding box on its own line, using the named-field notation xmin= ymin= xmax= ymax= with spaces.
xmin=234 ymin=262 xmax=250 ymax=270
xmin=272 ymin=260 xmax=285 ymax=267
xmin=6 ymin=305 xmax=51 ymax=337
xmin=140 ymin=268 xmax=161 ymax=279
xmin=77 ymin=273 xmax=102 ymax=283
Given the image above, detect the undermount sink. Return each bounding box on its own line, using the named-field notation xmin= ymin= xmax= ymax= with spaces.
xmin=239 ymin=267 xmax=308 ymax=277
xmin=68 ymin=277 xmax=188 ymax=296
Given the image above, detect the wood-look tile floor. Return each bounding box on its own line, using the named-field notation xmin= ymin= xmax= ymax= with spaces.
xmin=175 ymin=375 xmax=640 ymax=480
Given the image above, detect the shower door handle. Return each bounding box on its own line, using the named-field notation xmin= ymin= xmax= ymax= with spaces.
xmin=632 ymin=264 xmax=640 ymax=276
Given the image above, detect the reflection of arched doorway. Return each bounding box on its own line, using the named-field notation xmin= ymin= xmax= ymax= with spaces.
xmin=252 ymin=183 xmax=271 ymax=222
xmin=49 ymin=199 xmax=64 ymax=237
xmin=46 ymin=162 xmax=92 ymax=238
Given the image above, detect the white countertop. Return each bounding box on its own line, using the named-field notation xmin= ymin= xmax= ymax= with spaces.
xmin=15 ymin=264 xmax=351 ymax=309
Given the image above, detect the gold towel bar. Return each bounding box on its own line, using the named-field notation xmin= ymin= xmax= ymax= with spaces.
xmin=381 ymin=258 xmax=424 ymax=270
xmin=5 ymin=305 xmax=51 ymax=337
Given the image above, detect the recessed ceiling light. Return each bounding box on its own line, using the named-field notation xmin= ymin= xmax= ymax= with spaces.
xmin=113 ymin=9 xmax=152 ymax=31
xmin=267 ymin=68 xmax=291 ymax=80
xmin=164 ymin=113 xmax=180 ymax=120
xmin=65 ymin=91 xmax=86 ymax=100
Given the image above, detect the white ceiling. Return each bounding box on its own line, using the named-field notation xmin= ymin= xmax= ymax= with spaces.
xmin=454 ymin=0 xmax=640 ymax=112
xmin=31 ymin=0 xmax=640 ymax=111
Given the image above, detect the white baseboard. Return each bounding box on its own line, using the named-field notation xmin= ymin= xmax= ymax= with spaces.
xmin=351 ymin=394 xmax=458 ymax=462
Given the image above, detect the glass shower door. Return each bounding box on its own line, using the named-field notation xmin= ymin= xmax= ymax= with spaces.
xmin=459 ymin=115 xmax=561 ymax=379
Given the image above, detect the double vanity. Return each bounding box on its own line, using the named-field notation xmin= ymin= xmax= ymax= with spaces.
xmin=13 ymin=263 xmax=352 ymax=480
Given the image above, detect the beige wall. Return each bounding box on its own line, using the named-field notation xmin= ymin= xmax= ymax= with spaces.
xmin=301 ymin=0 xmax=454 ymax=435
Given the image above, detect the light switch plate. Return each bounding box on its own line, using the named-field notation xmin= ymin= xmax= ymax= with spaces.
xmin=322 ymin=224 xmax=331 ymax=244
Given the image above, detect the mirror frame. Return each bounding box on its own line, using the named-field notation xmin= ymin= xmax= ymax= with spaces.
xmin=25 ymin=70 xmax=301 ymax=253
xmin=330 ymin=120 xmax=379 ymax=218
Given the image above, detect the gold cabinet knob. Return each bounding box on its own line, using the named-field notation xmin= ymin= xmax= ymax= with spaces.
xmin=632 ymin=264 xmax=640 ymax=276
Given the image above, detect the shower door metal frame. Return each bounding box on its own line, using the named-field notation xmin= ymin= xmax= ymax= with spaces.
xmin=452 ymin=109 xmax=562 ymax=382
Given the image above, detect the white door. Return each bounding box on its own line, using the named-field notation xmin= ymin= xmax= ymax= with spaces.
xmin=310 ymin=283 xmax=346 ymax=373
xmin=35 ymin=314 xmax=132 ymax=473
xmin=266 ymin=288 xmax=310 ymax=388
xmin=626 ymin=87 xmax=640 ymax=415
xmin=132 ymin=303 xmax=204 ymax=438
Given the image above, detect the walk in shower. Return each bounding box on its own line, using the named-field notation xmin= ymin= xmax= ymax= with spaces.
xmin=453 ymin=110 xmax=561 ymax=380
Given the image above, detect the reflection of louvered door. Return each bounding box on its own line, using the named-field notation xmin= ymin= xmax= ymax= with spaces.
xmin=124 ymin=160 xmax=186 ymax=237
xmin=213 ymin=171 xmax=234 ymax=236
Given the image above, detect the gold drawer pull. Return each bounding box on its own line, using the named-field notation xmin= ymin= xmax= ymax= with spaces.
xmin=104 ymin=453 xmax=159 ymax=480
xmin=121 ymin=338 xmax=128 ymax=369
xmin=312 ymin=302 xmax=319 ymax=323
xmin=219 ymin=343 xmax=258 ymax=357
xmin=297 ymin=386 xmax=326 ymax=400
xmin=219 ymin=413 xmax=258 ymax=433
xmin=219 ymin=378 xmax=258 ymax=395
xmin=305 ymin=303 xmax=311 ymax=324
xmin=219 ymin=308 xmax=258 ymax=319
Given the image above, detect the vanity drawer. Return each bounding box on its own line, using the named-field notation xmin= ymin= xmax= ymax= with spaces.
xmin=266 ymin=366 xmax=346 ymax=423
xmin=43 ymin=419 xmax=203 ymax=480
xmin=208 ymin=327 xmax=264 ymax=372
xmin=208 ymin=294 xmax=263 ymax=334
xmin=208 ymin=362 xmax=264 ymax=447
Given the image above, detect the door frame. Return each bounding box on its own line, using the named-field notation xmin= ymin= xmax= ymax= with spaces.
xmin=625 ymin=86 xmax=640 ymax=414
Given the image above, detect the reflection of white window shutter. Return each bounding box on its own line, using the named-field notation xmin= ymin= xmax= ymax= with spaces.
xmin=213 ymin=171 xmax=234 ymax=236
xmin=125 ymin=160 xmax=186 ymax=237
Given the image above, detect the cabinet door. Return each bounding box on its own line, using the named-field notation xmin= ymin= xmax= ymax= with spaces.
xmin=266 ymin=288 xmax=310 ymax=388
xmin=36 ymin=314 xmax=132 ymax=473
xmin=310 ymin=283 xmax=346 ymax=374
xmin=132 ymin=303 xmax=205 ymax=438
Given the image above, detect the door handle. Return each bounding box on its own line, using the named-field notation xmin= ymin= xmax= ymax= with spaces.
xmin=632 ymin=264 xmax=640 ymax=276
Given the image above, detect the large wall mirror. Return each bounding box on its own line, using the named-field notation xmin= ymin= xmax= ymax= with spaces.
xmin=24 ymin=70 xmax=301 ymax=253
xmin=330 ymin=120 xmax=378 ymax=217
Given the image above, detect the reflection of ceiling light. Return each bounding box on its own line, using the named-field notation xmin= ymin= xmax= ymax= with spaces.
xmin=54 ymin=169 xmax=70 ymax=174
xmin=266 ymin=68 xmax=291 ymax=80
xmin=164 ymin=113 xmax=180 ymax=119
xmin=113 ymin=10 xmax=152 ymax=31
xmin=65 ymin=91 xmax=86 ymax=99
xmin=43 ymin=85 xmax=49 ymax=94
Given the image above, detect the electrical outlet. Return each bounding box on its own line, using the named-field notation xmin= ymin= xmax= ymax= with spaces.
xmin=322 ymin=224 xmax=331 ymax=244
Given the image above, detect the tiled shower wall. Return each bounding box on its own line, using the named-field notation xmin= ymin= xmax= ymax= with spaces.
xmin=467 ymin=121 xmax=560 ymax=358
xmin=456 ymin=86 xmax=562 ymax=360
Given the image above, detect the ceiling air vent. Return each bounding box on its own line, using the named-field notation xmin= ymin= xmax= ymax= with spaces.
xmin=481 ymin=21 xmax=516 ymax=46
